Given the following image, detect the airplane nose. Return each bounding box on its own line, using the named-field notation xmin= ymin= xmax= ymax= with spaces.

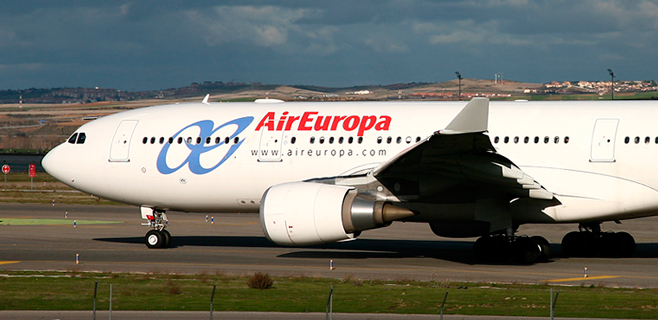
xmin=42 ymin=145 xmax=61 ymax=178
xmin=42 ymin=144 xmax=77 ymax=185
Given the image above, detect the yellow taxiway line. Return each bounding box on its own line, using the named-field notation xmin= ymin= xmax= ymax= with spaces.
xmin=0 ymin=261 xmax=20 ymax=265
xmin=543 ymin=275 xmax=619 ymax=282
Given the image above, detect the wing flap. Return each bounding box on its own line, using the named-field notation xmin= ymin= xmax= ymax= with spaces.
xmin=373 ymin=98 xmax=554 ymax=202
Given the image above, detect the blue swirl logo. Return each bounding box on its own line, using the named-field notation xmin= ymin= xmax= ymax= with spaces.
xmin=156 ymin=117 xmax=253 ymax=174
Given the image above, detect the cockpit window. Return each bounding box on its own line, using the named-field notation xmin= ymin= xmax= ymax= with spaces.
xmin=68 ymin=133 xmax=78 ymax=144
xmin=77 ymin=132 xmax=86 ymax=144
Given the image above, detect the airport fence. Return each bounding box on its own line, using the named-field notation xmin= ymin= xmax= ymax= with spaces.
xmin=0 ymin=280 xmax=650 ymax=320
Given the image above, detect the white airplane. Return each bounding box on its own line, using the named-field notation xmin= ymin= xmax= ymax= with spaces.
xmin=42 ymin=97 xmax=657 ymax=264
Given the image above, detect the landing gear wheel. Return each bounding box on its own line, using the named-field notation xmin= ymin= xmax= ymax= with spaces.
xmin=562 ymin=227 xmax=636 ymax=258
xmin=531 ymin=236 xmax=551 ymax=262
xmin=145 ymin=230 xmax=165 ymax=249
xmin=162 ymin=229 xmax=172 ymax=248
xmin=616 ymin=232 xmax=635 ymax=257
xmin=474 ymin=235 xmax=507 ymax=263
xmin=512 ymin=236 xmax=540 ymax=265
xmin=561 ymin=231 xmax=596 ymax=257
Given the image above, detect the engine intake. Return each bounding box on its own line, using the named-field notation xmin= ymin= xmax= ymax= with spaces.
xmin=260 ymin=182 xmax=414 ymax=245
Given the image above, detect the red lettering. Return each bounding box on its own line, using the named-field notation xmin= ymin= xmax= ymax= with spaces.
xmin=276 ymin=111 xmax=288 ymax=131
xmin=256 ymin=112 xmax=275 ymax=131
xmin=256 ymin=112 xmax=391 ymax=135
xmin=299 ymin=112 xmax=318 ymax=131
xmin=375 ymin=115 xmax=391 ymax=131
xmin=313 ymin=116 xmax=332 ymax=131
xmin=343 ymin=116 xmax=360 ymax=131
xmin=284 ymin=115 xmax=300 ymax=131
xmin=330 ymin=115 xmax=347 ymax=130
xmin=357 ymin=115 xmax=377 ymax=136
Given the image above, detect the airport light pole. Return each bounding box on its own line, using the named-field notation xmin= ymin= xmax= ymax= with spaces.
xmin=455 ymin=71 xmax=462 ymax=101
xmin=608 ymin=69 xmax=615 ymax=100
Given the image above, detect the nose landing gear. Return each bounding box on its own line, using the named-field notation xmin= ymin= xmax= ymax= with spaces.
xmin=141 ymin=206 xmax=172 ymax=249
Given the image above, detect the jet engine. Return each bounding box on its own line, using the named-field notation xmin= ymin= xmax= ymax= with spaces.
xmin=260 ymin=182 xmax=415 ymax=245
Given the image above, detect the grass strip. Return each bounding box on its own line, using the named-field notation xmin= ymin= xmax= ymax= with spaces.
xmin=0 ymin=219 xmax=122 ymax=226
xmin=0 ymin=271 xmax=656 ymax=318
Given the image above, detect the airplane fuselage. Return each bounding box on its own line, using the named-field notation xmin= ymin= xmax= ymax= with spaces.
xmin=43 ymin=100 xmax=658 ymax=225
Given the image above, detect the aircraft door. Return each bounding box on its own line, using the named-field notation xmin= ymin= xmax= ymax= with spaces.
xmin=109 ymin=120 xmax=139 ymax=162
xmin=590 ymin=118 xmax=619 ymax=162
xmin=258 ymin=129 xmax=284 ymax=162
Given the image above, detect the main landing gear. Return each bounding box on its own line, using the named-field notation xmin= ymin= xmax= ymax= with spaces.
xmin=141 ymin=207 xmax=172 ymax=249
xmin=561 ymin=223 xmax=635 ymax=258
xmin=473 ymin=229 xmax=550 ymax=264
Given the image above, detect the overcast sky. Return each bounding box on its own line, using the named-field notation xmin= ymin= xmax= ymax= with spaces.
xmin=1 ymin=0 xmax=657 ymax=91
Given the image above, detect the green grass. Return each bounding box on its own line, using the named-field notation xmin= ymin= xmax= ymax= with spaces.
xmin=0 ymin=172 xmax=124 ymax=205
xmin=0 ymin=218 xmax=122 ymax=225
xmin=0 ymin=271 xmax=656 ymax=318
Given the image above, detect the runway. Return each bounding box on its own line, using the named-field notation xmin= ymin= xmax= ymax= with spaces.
xmin=2 ymin=203 xmax=658 ymax=288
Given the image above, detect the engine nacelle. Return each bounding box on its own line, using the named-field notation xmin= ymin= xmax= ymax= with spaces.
xmin=260 ymin=182 xmax=414 ymax=246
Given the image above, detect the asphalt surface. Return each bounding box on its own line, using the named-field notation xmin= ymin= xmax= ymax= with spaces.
xmin=2 ymin=203 xmax=658 ymax=288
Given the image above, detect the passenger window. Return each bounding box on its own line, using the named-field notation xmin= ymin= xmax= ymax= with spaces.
xmin=544 ymin=136 xmax=549 ymax=144
xmin=635 ymin=137 xmax=640 ymax=144
xmin=504 ymin=137 xmax=509 ymax=144
xmin=406 ymin=136 xmax=412 ymax=144
xmin=524 ymin=136 xmax=529 ymax=144
xmin=196 ymin=137 xmax=202 ymax=144
xmin=68 ymin=133 xmax=79 ymax=144
xmin=534 ymin=136 xmax=539 ymax=144
xmin=310 ymin=137 xmax=315 ymax=144
xmin=624 ymin=136 xmax=630 ymax=144
xmin=554 ymin=136 xmax=559 ymax=144
xmin=358 ymin=137 xmax=363 ymax=144
xmin=225 ymin=137 xmax=230 ymax=144
xmin=159 ymin=137 xmax=165 ymax=144
xmin=348 ymin=137 xmax=354 ymax=144
xmin=377 ymin=136 xmax=383 ymax=144
xmin=187 ymin=137 xmax=192 ymax=144
xmin=329 ymin=137 xmax=334 ymax=144
xmin=234 ymin=137 xmax=240 ymax=144
xmin=514 ymin=136 xmax=519 ymax=144
xmin=416 ymin=137 xmax=421 ymax=142
xmin=494 ymin=136 xmax=500 ymax=144
xmin=215 ymin=137 xmax=221 ymax=144
xmin=168 ymin=137 xmax=174 ymax=144
xmin=655 ymin=137 xmax=658 ymax=144
xmin=206 ymin=137 xmax=211 ymax=144
xmin=77 ymin=133 xmax=86 ymax=144
xmin=386 ymin=137 xmax=392 ymax=144
xmin=319 ymin=137 xmax=325 ymax=144
xmin=564 ymin=136 xmax=569 ymax=144
xmin=396 ymin=137 xmax=402 ymax=144
xmin=141 ymin=136 xmax=147 ymax=144
xmin=291 ymin=137 xmax=296 ymax=144
xmin=150 ymin=137 xmax=156 ymax=144
xmin=645 ymin=137 xmax=651 ymax=144
xmin=338 ymin=137 xmax=344 ymax=144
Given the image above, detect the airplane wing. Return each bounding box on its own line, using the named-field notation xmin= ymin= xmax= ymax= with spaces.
xmin=372 ymin=98 xmax=554 ymax=203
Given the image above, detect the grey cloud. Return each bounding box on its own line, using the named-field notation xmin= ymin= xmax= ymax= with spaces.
xmin=0 ymin=0 xmax=657 ymax=90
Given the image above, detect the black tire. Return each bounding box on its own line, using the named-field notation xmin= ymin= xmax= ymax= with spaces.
xmin=474 ymin=236 xmax=494 ymax=263
xmin=531 ymin=236 xmax=551 ymax=262
xmin=162 ymin=229 xmax=172 ymax=248
xmin=616 ymin=232 xmax=635 ymax=257
xmin=561 ymin=231 xmax=580 ymax=257
xmin=513 ymin=236 xmax=540 ymax=264
xmin=145 ymin=230 xmax=164 ymax=249
xmin=474 ymin=236 xmax=504 ymax=263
